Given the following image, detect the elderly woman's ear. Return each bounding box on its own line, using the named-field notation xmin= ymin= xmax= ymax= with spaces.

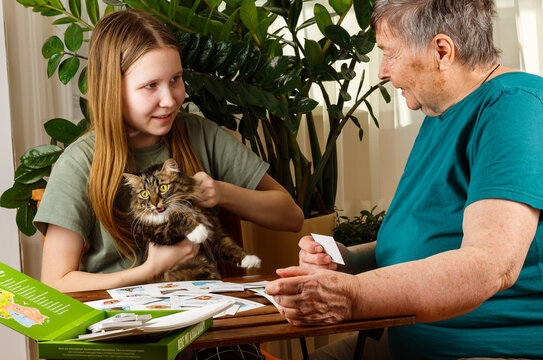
xmin=432 ymin=34 xmax=456 ymax=70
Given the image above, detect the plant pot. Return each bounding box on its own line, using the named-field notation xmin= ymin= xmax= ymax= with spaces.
xmin=241 ymin=213 xmax=337 ymax=276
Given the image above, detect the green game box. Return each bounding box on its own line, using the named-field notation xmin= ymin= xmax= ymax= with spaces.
xmin=0 ymin=262 xmax=212 ymax=360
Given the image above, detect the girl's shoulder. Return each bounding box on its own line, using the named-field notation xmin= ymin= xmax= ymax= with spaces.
xmin=178 ymin=112 xmax=220 ymax=133
xmin=55 ymin=132 xmax=95 ymax=168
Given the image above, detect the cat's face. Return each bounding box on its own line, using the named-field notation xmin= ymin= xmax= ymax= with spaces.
xmin=123 ymin=158 xmax=196 ymax=225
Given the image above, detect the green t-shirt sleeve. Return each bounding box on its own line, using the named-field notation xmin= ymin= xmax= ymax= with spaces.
xmin=180 ymin=113 xmax=269 ymax=189
xmin=467 ymin=90 xmax=543 ymax=210
xmin=33 ymin=135 xmax=95 ymax=241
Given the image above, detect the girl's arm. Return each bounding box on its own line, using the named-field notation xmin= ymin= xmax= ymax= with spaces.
xmin=193 ymin=173 xmax=304 ymax=232
xmin=41 ymin=224 xmax=200 ymax=292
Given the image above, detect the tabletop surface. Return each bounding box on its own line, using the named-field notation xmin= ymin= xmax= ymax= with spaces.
xmin=66 ymin=274 xmax=415 ymax=349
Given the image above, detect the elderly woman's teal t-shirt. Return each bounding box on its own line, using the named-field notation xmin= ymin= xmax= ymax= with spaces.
xmin=375 ymin=72 xmax=543 ymax=360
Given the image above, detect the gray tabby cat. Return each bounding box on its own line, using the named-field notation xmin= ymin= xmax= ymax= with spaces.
xmin=123 ymin=158 xmax=261 ymax=282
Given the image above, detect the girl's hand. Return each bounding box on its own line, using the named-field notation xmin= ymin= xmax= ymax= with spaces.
xmin=145 ymin=239 xmax=199 ymax=277
xmin=192 ymin=171 xmax=221 ymax=208
xmin=299 ymin=235 xmax=350 ymax=271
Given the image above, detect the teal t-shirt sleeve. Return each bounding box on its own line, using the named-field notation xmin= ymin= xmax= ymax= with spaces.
xmin=33 ymin=137 xmax=95 ymax=241
xmin=466 ymin=90 xmax=543 ymax=210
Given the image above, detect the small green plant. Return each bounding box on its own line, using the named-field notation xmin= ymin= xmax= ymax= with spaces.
xmin=333 ymin=206 xmax=385 ymax=246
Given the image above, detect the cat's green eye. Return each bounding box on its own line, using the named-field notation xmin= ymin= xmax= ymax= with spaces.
xmin=140 ymin=190 xmax=150 ymax=198
xmin=159 ymin=184 xmax=169 ymax=193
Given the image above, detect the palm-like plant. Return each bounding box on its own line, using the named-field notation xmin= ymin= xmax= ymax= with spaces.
xmin=2 ymin=0 xmax=389 ymax=236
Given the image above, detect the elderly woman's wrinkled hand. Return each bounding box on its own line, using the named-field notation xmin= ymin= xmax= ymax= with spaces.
xmin=265 ymin=266 xmax=354 ymax=326
xmin=299 ymin=235 xmax=349 ymax=272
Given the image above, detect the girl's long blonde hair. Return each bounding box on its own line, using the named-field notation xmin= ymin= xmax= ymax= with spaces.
xmin=87 ymin=9 xmax=202 ymax=262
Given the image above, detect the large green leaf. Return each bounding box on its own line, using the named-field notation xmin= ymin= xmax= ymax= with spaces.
xmin=203 ymin=76 xmax=225 ymax=100
xmin=124 ymin=0 xmax=148 ymax=11
xmin=354 ymin=0 xmax=372 ymax=30
xmin=16 ymin=201 xmax=38 ymax=236
xmin=325 ymin=25 xmax=352 ymax=50
xmin=205 ymin=41 xmax=232 ymax=72
xmin=194 ymin=37 xmax=215 ymax=71
xmin=327 ymin=104 xmax=344 ymax=120
xmin=239 ymin=45 xmax=261 ymax=80
xmin=289 ymin=97 xmax=319 ymax=113
xmin=222 ymin=43 xmax=251 ymax=76
xmin=312 ymin=63 xmax=339 ymax=81
xmin=48 ymin=0 xmax=65 ymax=10
xmin=314 ymin=4 xmax=333 ymax=37
xmin=79 ymin=97 xmax=90 ymax=121
xmin=68 ymin=0 xmax=82 ymax=18
xmin=58 ymin=56 xmax=80 ymax=84
xmin=42 ymin=36 xmax=64 ymax=59
xmin=85 ymin=0 xmax=100 ymax=25
xmin=354 ymin=30 xmax=375 ymax=55
xmin=20 ymin=144 xmax=63 ymax=169
xmin=14 ymin=165 xmax=51 ymax=185
xmin=168 ymin=0 xmax=179 ymax=19
xmin=340 ymin=63 xmax=356 ymax=80
xmin=44 ymin=118 xmax=83 ymax=144
xmin=364 ymin=99 xmax=379 ymax=127
xmin=0 ymin=180 xmax=48 ymax=209
xmin=273 ymin=74 xmax=301 ymax=95
xmin=0 ymin=188 xmax=29 ymax=209
xmin=64 ymin=23 xmax=83 ymax=52
xmin=304 ymin=39 xmax=322 ymax=69
xmin=78 ymin=66 xmax=88 ymax=94
xmin=103 ymin=0 xmax=125 ymax=5
xmin=283 ymin=114 xmax=300 ymax=133
xmin=378 ymin=84 xmax=391 ymax=103
xmin=258 ymin=56 xmax=290 ymax=85
xmin=16 ymin=0 xmax=39 ymax=6
xmin=182 ymin=33 xmax=202 ymax=68
xmin=52 ymin=17 xmax=78 ymax=25
xmin=47 ymin=53 xmax=63 ymax=78
xmin=240 ymin=0 xmax=258 ymax=32
xmin=329 ymin=0 xmax=351 ymax=16
xmin=287 ymin=0 xmax=302 ymax=33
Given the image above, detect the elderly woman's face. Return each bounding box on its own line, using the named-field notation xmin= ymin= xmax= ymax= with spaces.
xmin=376 ymin=25 xmax=444 ymax=116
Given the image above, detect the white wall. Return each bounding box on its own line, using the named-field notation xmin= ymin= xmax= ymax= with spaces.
xmin=0 ymin=2 xmax=29 ymax=359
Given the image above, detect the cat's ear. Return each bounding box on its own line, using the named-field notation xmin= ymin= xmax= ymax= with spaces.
xmin=123 ymin=173 xmax=140 ymax=188
xmin=162 ymin=158 xmax=179 ymax=173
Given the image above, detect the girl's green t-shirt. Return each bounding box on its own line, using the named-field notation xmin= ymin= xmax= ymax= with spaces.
xmin=34 ymin=113 xmax=269 ymax=274
xmin=376 ymin=72 xmax=543 ymax=359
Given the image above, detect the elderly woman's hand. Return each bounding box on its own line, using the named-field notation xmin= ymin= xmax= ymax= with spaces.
xmin=299 ymin=235 xmax=350 ymax=271
xmin=265 ymin=266 xmax=354 ymax=326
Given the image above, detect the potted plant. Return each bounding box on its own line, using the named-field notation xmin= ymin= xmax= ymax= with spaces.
xmin=2 ymin=0 xmax=389 ymax=245
xmin=333 ymin=206 xmax=385 ymax=247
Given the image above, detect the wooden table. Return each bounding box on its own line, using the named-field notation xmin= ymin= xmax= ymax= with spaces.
xmin=67 ymin=274 xmax=415 ymax=360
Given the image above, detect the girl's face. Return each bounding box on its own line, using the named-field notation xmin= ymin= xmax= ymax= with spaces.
xmin=122 ymin=47 xmax=185 ymax=148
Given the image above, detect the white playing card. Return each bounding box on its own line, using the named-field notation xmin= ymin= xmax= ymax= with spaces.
xmin=311 ymin=233 xmax=345 ymax=265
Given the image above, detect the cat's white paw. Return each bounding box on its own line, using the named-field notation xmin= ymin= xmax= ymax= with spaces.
xmin=186 ymin=224 xmax=208 ymax=244
xmin=240 ymin=255 xmax=261 ymax=269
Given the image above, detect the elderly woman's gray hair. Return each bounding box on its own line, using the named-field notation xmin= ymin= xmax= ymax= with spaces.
xmin=370 ymin=0 xmax=500 ymax=68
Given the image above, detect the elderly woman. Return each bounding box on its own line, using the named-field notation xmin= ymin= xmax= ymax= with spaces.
xmin=265 ymin=0 xmax=543 ymax=359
